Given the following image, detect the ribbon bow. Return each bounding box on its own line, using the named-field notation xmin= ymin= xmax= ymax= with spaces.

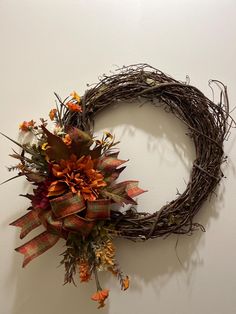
xmin=10 ymin=192 xmax=110 ymax=267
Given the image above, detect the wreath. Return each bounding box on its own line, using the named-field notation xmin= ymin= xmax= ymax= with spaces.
xmin=1 ymin=64 xmax=231 ymax=308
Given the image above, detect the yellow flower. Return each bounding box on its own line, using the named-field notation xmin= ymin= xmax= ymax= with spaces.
xmin=95 ymin=240 xmax=115 ymax=268
xmin=104 ymin=131 xmax=113 ymax=139
xmin=41 ymin=142 xmax=49 ymax=150
xmin=70 ymin=91 xmax=81 ymax=103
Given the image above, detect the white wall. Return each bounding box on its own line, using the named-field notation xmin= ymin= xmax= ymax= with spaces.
xmin=0 ymin=1 xmax=236 ymax=314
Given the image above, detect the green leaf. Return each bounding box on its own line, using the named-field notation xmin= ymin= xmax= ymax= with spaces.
xmin=25 ymin=172 xmax=46 ymax=183
xmin=0 ymin=173 xmax=25 ymax=185
xmin=0 ymin=132 xmax=32 ymax=154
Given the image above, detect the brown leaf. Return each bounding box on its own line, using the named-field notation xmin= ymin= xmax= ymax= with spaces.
xmin=41 ymin=125 xmax=70 ymax=161
xmin=68 ymin=127 xmax=93 ymax=157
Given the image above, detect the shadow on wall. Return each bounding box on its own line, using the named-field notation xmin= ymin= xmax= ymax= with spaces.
xmin=95 ymin=99 xmax=195 ymax=170
xmin=9 ymin=100 xmax=225 ymax=314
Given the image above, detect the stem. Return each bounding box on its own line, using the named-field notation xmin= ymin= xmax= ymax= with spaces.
xmin=93 ymin=267 xmax=102 ymax=291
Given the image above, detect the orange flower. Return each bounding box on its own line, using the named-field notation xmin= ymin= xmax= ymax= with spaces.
xmin=63 ymin=134 xmax=72 ymax=146
xmin=49 ymin=109 xmax=57 ymax=120
xmin=91 ymin=289 xmax=109 ymax=308
xmin=122 ymin=276 xmax=130 ymax=291
xmin=79 ymin=260 xmax=91 ymax=282
xmin=19 ymin=120 xmax=36 ymax=132
xmin=67 ymin=101 xmax=82 ymax=113
xmin=48 ymin=154 xmax=107 ymax=199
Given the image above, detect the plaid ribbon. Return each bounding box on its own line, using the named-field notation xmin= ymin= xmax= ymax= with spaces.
xmin=86 ymin=199 xmax=111 ymax=220
xmin=63 ymin=215 xmax=95 ymax=236
xmin=10 ymin=209 xmax=41 ymax=239
xmin=50 ymin=192 xmax=85 ymax=218
xmin=11 ymin=192 xmax=111 ymax=267
xmin=97 ymin=152 xmax=127 ymax=172
xmin=114 ymin=180 xmax=146 ymax=198
xmin=15 ymin=231 xmax=60 ymax=267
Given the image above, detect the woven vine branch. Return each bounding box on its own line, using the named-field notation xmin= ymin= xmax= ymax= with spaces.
xmin=62 ymin=63 xmax=232 ymax=240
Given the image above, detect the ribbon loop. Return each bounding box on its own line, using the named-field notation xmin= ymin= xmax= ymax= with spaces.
xmin=63 ymin=215 xmax=95 ymax=236
xmin=39 ymin=210 xmax=63 ymax=235
xmin=86 ymin=199 xmax=110 ymax=220
xmin=50 ymin=192 xmax=85 ymax=218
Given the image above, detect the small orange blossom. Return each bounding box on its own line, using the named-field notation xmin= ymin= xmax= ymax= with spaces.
xmin=122 ymin=276 xmax=130 ymax=291
xmin=91 ymin=289 xmax=109 ymax=308
xmin=63 ymin=134 xmax=72 ymax=146
xmin=79 ymin=260 xmax=91 ymax=282
xmin=19 ymin=120 xmax=36 ymax=132
xmin=67 ymin=101 xmax=82 ymax=112
xmin=49 ymin=109 xmax=57 ymax=120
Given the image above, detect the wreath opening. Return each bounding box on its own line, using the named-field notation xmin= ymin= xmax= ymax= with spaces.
xmin=93 ymin=98 xmax=196 ymax=216
xmin=1 ymin=64 xmax=232 ymax=308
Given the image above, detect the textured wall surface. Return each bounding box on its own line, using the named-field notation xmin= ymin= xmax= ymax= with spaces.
xmin=0 ymin=1 xmax=236 ymax=314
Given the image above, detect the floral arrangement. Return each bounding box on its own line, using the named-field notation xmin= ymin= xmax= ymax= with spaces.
xmin=3 ymin=91 xmax=145 ymax=308
xmin=2 ymin=64 xmax=232 ymax=309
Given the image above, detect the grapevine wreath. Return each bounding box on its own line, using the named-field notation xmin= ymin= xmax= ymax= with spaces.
xmin=1 ymin=64 xmax=232 ymax=308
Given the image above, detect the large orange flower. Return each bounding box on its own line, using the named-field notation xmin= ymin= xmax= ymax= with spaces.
xmin=48 ymin=154 xmax=107 ymax=200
